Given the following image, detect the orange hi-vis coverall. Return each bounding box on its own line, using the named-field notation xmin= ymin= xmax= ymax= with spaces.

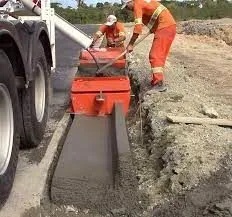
xmin=96 ymin=22 xmax=126 ymax=47
xmin=133 ymin=0 xmax=176 ymax=85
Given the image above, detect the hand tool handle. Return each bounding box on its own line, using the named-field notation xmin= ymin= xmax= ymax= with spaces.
xmin=96 ymin=31 xmax=151 ymax=75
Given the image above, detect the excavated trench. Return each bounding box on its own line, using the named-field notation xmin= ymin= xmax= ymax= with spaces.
xmin=127 ymin=69 xmax=171 ymax=205
xmin=24 ymin=65 xmax=232 ymax=217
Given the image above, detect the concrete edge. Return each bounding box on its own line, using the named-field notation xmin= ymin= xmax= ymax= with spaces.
xmin=38 ymin=113 xmax=71 ymax=203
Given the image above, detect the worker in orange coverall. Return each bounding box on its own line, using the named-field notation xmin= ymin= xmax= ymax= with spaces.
xmin=91 ymin=15 xmax=126 ymax=48
xmin=122 ymin=0 xmax=176 ymax=92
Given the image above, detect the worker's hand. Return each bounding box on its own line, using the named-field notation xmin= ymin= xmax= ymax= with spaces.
xmin=113 ymin=38 xmax=122 ymax=47
xmin=126 ymin=44 xmax=134 ymax=53
xmin=114 ymin=38 xmax=120 ymax=43
xmin=108 ymin=39 xmax=115 ymax=47
xmin=90 ymin=38 xmax=97 ymax=48
xmin=90 ymin=41 xmax=95 ymax=48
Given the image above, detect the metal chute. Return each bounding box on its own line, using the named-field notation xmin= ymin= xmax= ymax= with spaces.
xmin=20 ymin=0 xmax=93 ymax=49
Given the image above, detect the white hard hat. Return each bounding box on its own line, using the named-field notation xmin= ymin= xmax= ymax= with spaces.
xmin=121 ymin=0 xmax=132 ymax=9
xmin=105 ymin=15 xmax=117 ymax=26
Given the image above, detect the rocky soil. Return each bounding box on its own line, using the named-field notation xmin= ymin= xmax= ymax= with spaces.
xmin=177 ymin=18 xmax=232 ymax=46
xmin=126 ymin=18 xmax=232 ymax=216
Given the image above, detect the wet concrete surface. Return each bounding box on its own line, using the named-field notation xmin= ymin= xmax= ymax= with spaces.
xmin=51 ymin=115 xmax=114 ymax=207
xmin=50 ymin=104 xmax=135 ymax=214
xmin=44 ymin=100 xmax=150 ymax=217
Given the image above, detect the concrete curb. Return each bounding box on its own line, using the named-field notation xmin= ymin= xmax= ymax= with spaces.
xmin=39 ymin=113 xmax=71 ymax=200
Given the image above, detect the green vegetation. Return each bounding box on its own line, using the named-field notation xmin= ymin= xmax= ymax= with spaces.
xmin=52 ymin=2 xmax=133 ymax=24
xmin=164 ymin=0 xmax=232 ymax=21
xmin=52 ymin=0 xmax=232 ymax=24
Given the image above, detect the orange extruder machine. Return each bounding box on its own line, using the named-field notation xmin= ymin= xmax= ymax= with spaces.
xmin=70 ymin=47 xmax=131 ymax=116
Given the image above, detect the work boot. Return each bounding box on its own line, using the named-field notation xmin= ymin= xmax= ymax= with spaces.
xmin=151 ymin=80 xmax=167 ymax=92
xmin=151 ymin=73 xmax=167 ymax=92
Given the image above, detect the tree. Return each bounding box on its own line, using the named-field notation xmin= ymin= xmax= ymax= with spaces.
xmin=76 ymin=0 xmax=84 ymax=8
xmin=113 ymin=2 xmax=120 ymax=7
xmin=104 ymin=2 xmax=110 ymax=6
xmin=51 ymin=2 xmax=62 ymax=9
xmin=96 ymin=2 xmax=104 ymax=8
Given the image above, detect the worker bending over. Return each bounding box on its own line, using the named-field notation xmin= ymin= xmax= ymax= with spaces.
xmin=122 ymin=0 xmax=176 ymax=91
xmin=92 ymin=15 xmax=126 ymax=48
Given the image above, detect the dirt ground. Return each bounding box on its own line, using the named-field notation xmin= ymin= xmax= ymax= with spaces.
xmin=127 ymin=18 xmax=232 ymax=216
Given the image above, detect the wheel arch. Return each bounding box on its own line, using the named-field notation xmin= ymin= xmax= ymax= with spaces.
xmin=13 ymin=20 xmax=53 ymax=81
xmin=30 ymin=21 xmax=53 ymax=75
xmin=0 ymin=28 xmax=29 ymax=81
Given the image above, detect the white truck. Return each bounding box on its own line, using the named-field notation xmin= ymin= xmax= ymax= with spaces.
xmin=0 ymin=0 xmax=92 ymax=206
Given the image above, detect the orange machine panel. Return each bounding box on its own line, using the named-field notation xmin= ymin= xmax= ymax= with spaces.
xmin=71 ymin=76 xmax=131 ymax=116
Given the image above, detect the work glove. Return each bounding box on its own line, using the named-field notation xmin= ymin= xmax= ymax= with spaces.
xmin=113 ymin=38 xmax=123 ymax=47
xmin=108 ymin=38 xmax=115 ymax=47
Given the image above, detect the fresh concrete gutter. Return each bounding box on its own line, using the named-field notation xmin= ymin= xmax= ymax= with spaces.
xmin=0 ymin=113 xmax=71 ymax=217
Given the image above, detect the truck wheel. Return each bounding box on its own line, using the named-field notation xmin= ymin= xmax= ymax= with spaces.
xmin=0 ymin=50 xmax=20 ymax=207
xmin=21 ymin=41 xmax=50 ymax=148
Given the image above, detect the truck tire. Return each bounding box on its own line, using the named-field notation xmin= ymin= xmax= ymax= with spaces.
xmin=21 ymin=41 xmax=50 ymax=148
xmin=0 ymin=50 xmax=20 ymax=207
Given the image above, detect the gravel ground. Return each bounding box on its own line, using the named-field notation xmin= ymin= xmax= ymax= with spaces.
xmin=126 ymin=19 xmax=232 ymax=216
xmin=177 ymin=18 xmax=232 ymax=46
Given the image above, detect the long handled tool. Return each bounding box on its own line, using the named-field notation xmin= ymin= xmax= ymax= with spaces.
xmin=96 ymin=31 xmax=151 ymax=75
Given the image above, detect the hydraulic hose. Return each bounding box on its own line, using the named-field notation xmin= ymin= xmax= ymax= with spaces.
xmin=86 ymin=48 xmax=100 ymax=70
